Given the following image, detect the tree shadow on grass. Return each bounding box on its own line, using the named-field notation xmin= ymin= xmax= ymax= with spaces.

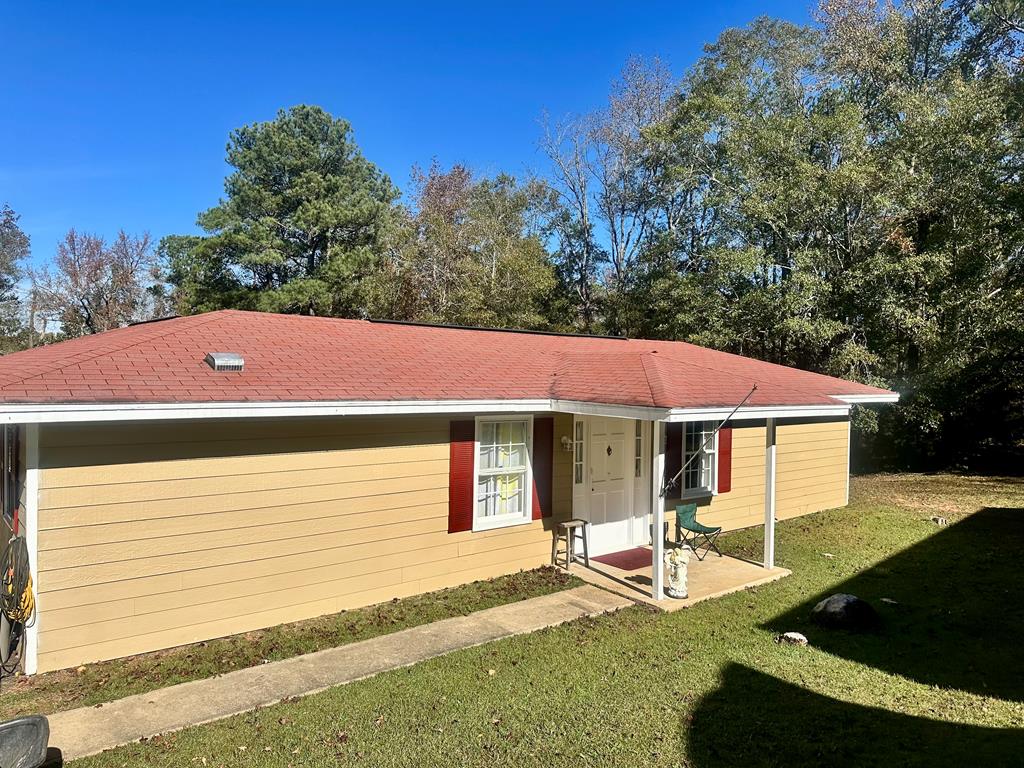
xmin=764 ymin=507 xmax=1024 ymax=702
xmin=687 ymin=663 xmax=1024 ymax=767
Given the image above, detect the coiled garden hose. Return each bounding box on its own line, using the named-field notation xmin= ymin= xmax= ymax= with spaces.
xmin=0 ymin=535 xmax=34 ymax=675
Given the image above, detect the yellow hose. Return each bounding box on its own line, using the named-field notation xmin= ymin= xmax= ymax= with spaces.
xmin=1 ymin=536 xmax=34 ymax=627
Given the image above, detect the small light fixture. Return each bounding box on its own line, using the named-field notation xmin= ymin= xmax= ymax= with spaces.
xmin=560 ymin=435 xmax=573 ymax=452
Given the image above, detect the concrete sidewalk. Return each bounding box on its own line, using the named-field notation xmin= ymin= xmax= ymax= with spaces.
xmin=48 ymin=584 xmax=631 ymax=761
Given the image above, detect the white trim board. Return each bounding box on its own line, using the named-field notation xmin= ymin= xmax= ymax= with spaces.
xmin=0 ymin=399 xmax=551 ymax=424
xmin=23 ymin=424 xmax=39 ymax=676
xmin=0 ymin=394 xmax=899 ymax=426
xmin=832 ymin=393 xmax=900 ymax=404
xmin=664 ymin=404 xmax=851 ymax=422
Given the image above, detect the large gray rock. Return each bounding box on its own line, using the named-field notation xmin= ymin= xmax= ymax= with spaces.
xmin=811 ymin=593 xmax=880 ymax=631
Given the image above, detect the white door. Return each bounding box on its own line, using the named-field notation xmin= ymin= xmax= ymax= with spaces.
xmin=584 ymin=416 xmax=631 ymax=556
xmin=631 ymin=419 xmax=651 ymax=544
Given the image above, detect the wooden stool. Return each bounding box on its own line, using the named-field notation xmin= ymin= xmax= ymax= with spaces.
xmin=552 ymin=519 xmax=590 ymax=570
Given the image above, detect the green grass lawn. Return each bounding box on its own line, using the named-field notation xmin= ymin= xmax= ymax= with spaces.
xmin=73 ymin=474 xmax=1024 ymax=766
xmin=0 ymin=567 xmax=579 ymax=720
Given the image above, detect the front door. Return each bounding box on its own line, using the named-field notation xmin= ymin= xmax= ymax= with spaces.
xmin=584 ymin=416 xmax=631 ymax=556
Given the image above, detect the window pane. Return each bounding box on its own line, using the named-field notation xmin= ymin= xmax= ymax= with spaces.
xmin=477 ymin=472 xmax=526 ymax=518
xmin=477 ymin=476 xmax=497 ymax=517
xmin=574 ymin=464 xmax=583 ymax=484
xmin=479 ymin=443 xmax=493 ymax=470
xmin=480 ymin=420 xmax=529 ymax=470
xmin=499 ymin=473 xmax=523 ymax=516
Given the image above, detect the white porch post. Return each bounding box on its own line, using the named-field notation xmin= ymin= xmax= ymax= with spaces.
xmin=650 ymin=420 xmax=665 ymax=600
xmin=24 ymin=424 xmax=39 ymax=675
xmin=763 ymin=417 xmax=777 ymax=570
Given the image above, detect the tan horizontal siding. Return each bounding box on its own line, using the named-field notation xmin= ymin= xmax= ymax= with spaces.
xmin=774 ymin=419 xmax=847 ymax=521
xmin=665 ymin=424 xmax=767 ymax=531
xmin=40 ymin=473 xmax=451 ymax=530
xmin=661 ymin=417 xmax=849 ymax=532
xmin=35 ymin=414 xmax=571 ymax=673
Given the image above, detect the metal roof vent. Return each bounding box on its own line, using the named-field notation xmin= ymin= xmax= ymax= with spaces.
xmin=204 ymin=352 xmax=244 ymax=372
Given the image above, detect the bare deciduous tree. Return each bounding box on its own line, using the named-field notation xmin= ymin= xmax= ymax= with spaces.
xmin=539 ymin=57 xmax=678 ymax=330
xmin=594 ymin=56 xmax=675 ymax=282
xmin=539 ymin=112 xmax=601 ymax=329
xmin=34 ymin=230 xmax=168 ymax=338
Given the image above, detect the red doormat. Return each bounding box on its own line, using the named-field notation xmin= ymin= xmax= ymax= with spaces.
xmin=592 ymin=547 xmax=652 ymax=572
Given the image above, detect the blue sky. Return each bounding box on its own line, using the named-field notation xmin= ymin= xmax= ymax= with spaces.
xmin=2 ymin=1 xmax=811 ymax=266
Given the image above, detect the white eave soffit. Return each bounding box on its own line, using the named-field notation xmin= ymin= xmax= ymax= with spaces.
xmin=0 ymin=393 xmax=904 ymax=425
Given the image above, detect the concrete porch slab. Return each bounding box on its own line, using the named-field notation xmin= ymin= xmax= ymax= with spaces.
xmin=567 ymin=548 xmax=790 ymax=612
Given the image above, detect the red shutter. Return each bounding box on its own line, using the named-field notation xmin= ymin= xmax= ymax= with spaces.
xmin=717 ymin=426 xmax=733 ymax=494
xmin=664 ymin=422 xmax=683 ymax=496
xmin=448 ymin=420 xmax=475 ymax=533
xmin=531 ymin=416 xmax=554 ymax=520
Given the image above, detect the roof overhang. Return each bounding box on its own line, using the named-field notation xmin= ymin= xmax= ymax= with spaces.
xmin=0 ymin=393 xmax=898 ymax=425
xmin=663 ymin=403 xmax=851 ymax=422
xmin=830 ymin=393 xmax=900 ymax=404
xmin=0 ymin=399 xmax=552 ymax=425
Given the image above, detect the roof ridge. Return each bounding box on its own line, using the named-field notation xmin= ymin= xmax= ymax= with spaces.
xmin=0 ymin=312 xmax=226 ymax=390
xmin=639 ymin=351 xmax=666 ymax=406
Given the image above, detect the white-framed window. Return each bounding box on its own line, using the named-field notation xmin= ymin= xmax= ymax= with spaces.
xmin=634 ymin=420 xmax=643 ymax=478
xmin=474 ymin=415 xmax=534 ymax=531
xmin=682 ymin=421 xmax=717 ymax=496
xmin=573 ymin=418 xmax=584 ymax=486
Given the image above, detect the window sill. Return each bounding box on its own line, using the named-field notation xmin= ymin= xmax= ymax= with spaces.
xmin=472 ymin=515 xmax=534 ymax=533
xmin=680 ymin=488 xmax=716 ymax=500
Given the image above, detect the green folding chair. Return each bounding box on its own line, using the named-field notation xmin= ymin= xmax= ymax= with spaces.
xmin=675 ymin=503 xmax=722 ymax=561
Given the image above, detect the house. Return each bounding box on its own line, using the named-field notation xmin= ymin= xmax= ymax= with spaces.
xmin=0 ymin=310 xmax=897 ymax=673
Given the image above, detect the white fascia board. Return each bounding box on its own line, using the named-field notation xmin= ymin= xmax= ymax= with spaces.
xmin=830 ymin=393 xmax=900 ymax=404
xmin=0 ymin=395 xmax=876 ymax=426
xmin=665 ymin=404 xmax=851 ymax=423
xmin=548 ymin=399 xmax=670 ymax=421
xmin=0 ymin=399 xmax=552 ymax=425
xmin=0 ymin=397 xmax=675 ymax=425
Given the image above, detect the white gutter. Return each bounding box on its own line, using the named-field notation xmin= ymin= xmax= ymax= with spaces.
xmin=0 ymin=392 xmax=898 ymax=426
xmin=664 ymin=404 xmax=851 ymax=422
xmin=831 ymin=393 xmax=900 ymax=404
xmin=548 ymin=399 xmax=669 ymax=421
xmin=0 ymin=399 xmax=552 ymax=424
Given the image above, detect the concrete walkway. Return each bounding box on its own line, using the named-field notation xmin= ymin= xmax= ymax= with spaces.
xmin=49 ymin=585 xmax=630 ymax=761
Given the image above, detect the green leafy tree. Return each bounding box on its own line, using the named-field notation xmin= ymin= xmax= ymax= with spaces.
xmin=165 ymin=105 xmax=399 ymax=317
xmin=604 ymin=2 xmax=1024 ymax=469
xmin=367 ymin=163 xmax=556 ymax=329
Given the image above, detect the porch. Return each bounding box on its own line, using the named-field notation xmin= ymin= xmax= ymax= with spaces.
xmin=566 ymin=547 xmax=790 ymax=612
xmin=566 ymin=414 xmax=788 ymax=604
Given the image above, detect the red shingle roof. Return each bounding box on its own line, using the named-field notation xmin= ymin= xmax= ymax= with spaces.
xmin=0 ymin=310 xmax=895 ymax=408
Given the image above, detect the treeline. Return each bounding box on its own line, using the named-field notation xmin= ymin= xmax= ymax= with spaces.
xmin=2 ymin=0 xmax=1022 ymax=471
